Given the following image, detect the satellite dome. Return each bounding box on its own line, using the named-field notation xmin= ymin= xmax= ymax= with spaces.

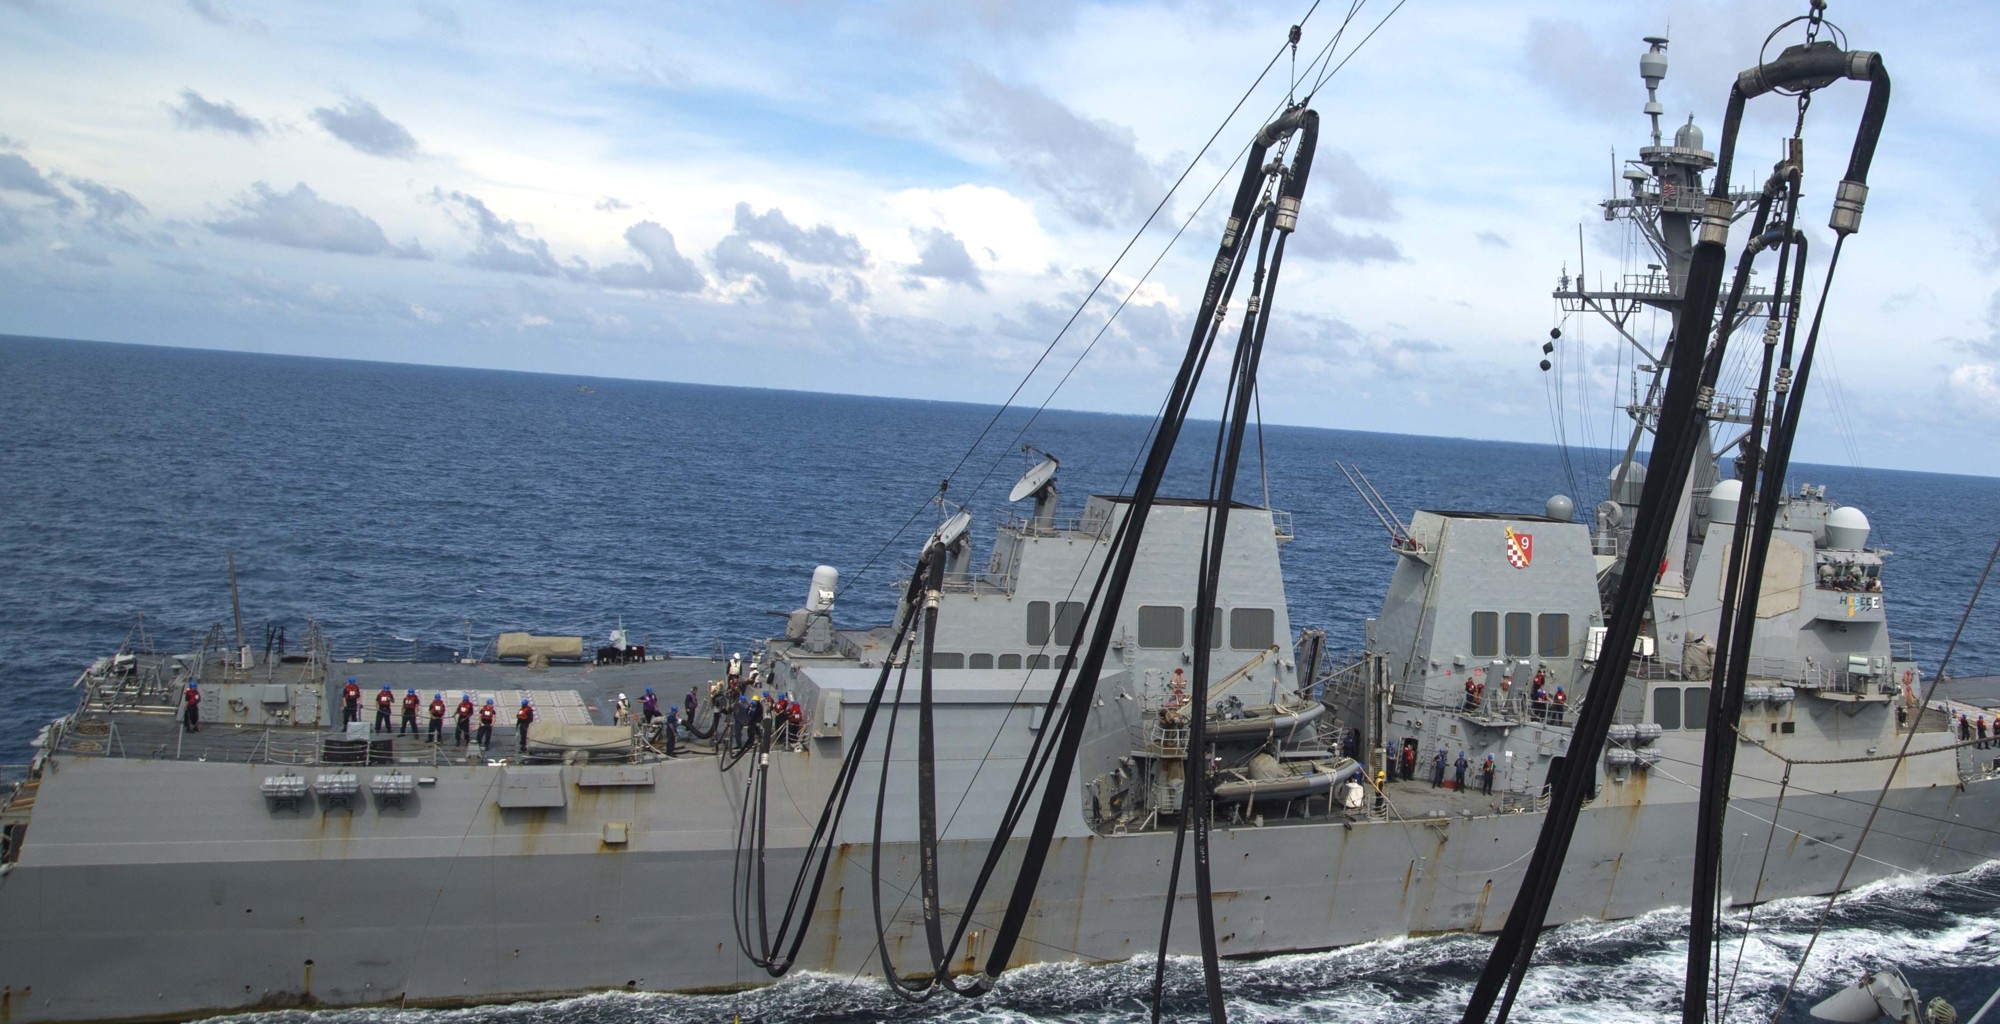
xmin=1545 ymin=495 xmax=1575 ymax=522
xmin=1826 ymin=506 xmax=1871 ymax=550
xmin=1708 ymin=478 xmax=1743 ymax=527
xmin=1674 ymin=117 xmax=1704 ymax=151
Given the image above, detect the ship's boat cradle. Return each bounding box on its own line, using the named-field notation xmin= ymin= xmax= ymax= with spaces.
xmin=0 ymin=732 xmax=1993 ymax=1024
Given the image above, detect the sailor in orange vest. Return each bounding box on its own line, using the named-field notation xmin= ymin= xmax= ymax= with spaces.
xmin=341 ymin=678 xmax=361 ymax=724
xmin=454 ymin=694 xmax=475 ymax=746
xmin=476 ymin=698 xmax=496 ymax=749
xmin=1552 ymin=687 xmax=1568 ymax=724
xmin=399 ymin=689 xmax=421 ymax=735
xmin=426 ymin=693 xmax=446 ymax=743
xmin=516 ymin=698 xmax=535 ymax=753
xmin=181 ymin=681 xmax=201 ymax=733
xmin=374 ymin=685 xmax=395 ymax=732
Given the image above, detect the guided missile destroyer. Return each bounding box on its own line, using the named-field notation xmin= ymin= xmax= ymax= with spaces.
xmin=1 ymin=28 xmax=1992 ymax=1024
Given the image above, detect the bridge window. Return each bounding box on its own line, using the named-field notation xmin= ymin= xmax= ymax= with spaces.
xmin=929 ymin=653 xmax=964 ymax=670
xmin=1504 ymin=613 xmax=1533 ymax=657
xmin=1653 ymin=686 xmax=1682 ymax=730
xmin=1137 ymin=605 xmax=1185 ymax=649
xmin=1684 ymin=686 xmax=1710 ymax=732
xmin=1471 ymin=612 xmax=1499 ymax=657
xmin=969 ymin=653 xmax=994 ymax=669
xmin=1230 ymin=608 xmax=1275 ymax=650
xmin=1027 ymin=602 xmax=1051 ymax=646
xmin=1538 ymin=613 xmax=1571 ymax=657
xmin=998 ymin=654 xmax=1022 ymax=670
xmin=1027 ymin=654 xmax=1050 ymax=670
xmin=1054 ymin=601 xmax=1087 ymax=646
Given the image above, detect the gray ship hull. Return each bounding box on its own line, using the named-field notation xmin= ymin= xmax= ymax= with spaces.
xmin=4 ymin=747 xmax=1994 ymax=1024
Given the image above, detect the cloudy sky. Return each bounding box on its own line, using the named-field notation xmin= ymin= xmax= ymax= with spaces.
xmin=2 ymin=0 xmax=1995 ymax=475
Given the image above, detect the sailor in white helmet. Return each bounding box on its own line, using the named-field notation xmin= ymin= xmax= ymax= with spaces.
xmin=613 ymin=693 xmax=630 ymax=726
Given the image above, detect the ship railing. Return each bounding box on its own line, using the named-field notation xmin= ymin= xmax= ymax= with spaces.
xmin=999 ymin=511 xmax=1110 ymax=538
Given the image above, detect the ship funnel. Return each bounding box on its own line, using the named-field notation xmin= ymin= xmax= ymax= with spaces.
xmin=1708 ymin=478 xmax=1743 ymax=528
xmin=1825 ymin=506 xmax=1871 ymax=551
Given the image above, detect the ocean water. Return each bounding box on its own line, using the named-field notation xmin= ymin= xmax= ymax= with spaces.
xmin=1 ymin=333 xmax=1997 ymax=1022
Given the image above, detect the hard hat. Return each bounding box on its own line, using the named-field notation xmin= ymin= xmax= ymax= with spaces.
xmin=381 ymin=683 xmax=391 ymax=689
xmin=485 ymin=698 xmax=494 ymax=705
xmin=520 ymin=699 xmax=530 ymax=705
xmin=433 ymin=693 xmax=441 ymax=699
xmin=347 ymin=677 xmax=356 ymax=683
xmin=618 ymin=693 xmax=627 ymax=700
xmin=645 ymin=687 xmax=654 ymax=694
xmin=462 ymin=694 xmax=471 ymax=701
xmin=408 ymin=689 xmax=417 ymax=695
xmin=188 ymin=681 xmax=198 ymax=689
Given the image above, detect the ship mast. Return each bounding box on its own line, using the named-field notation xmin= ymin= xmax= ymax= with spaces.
xmin=1553 ymin=36 xmax=1772 ymax=598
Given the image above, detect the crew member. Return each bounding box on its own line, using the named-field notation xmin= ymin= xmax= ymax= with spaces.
xmin=728 ymin=651 xmax=743 ymax=683
xmin=1980 ymin=716 xmax=1990 ymax=750
xmin=476 ymin=698 xmax=496 ymax=749
xmin=1480 ymin=754 xmax=1496 ymax=795
xmin=427 ymin=693 xmax=446 ymax=743
xmin=684 ymin=687 xmax=698 ymax=722
xmin=1453 ymin=751 xmax=1469 ymax=790
xmin=342 ymin=677 xmax=362 ymax=725
xmin=1552 ymin=687 xmax=1568 ymax=724
xmin=642 ymin=688 xmax=661 ymax=725
xmin=400 ymin=689 xmax=421 ymax=735
xmin=1960 ymin=714 xmax=1973 ymax=743
xmin=660 ymin=706 xmax=678 ymax=757
xmin=1401 ymin=741 xmax=1416 ymax=781
xmin=1464 ymin=677 xmax=1478 ymax=711
xmin=374 ymin=684 xmax=395 ymax=733
xmin=613 ymin=693 xmax=630 ymax=726
xmin=516 ymin=698 xmax=535 ymax=753
xmin=1531 ymin=686 xmax=1549 ymax=724
xmin=181 ymin=681 xmax=201 ymax=733
xmin=454 ymin=694 xmax=475 ymax=746
xmin=1430 ymin=750 xmax=1447 ymax=788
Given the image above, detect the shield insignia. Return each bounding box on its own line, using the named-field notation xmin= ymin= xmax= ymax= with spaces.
xmin=1505 ymin=527 xmax=1534 ymax=569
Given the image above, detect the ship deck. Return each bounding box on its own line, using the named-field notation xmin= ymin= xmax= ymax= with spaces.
xmin=51 ymin=654 xmax=734 ymax=766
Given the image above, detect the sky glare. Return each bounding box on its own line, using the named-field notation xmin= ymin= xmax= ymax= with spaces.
xmin=2 ymin=0 xmax=1995 ymax=476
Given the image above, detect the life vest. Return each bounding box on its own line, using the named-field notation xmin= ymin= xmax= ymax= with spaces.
xmin=517 ymin=706 xmax=534 ymax=724
xmin=343 ymin=683 xmax=360 ymax=704
xmin=184 ymin=687 xmax=200 ymax=706
xmin=402 ymin=693 xmax=419 ymax=712
xmin=377 ymin=690 xmax=394 ymax=708
xmin=457 ymin=700 xmax=474 ymax=720
xmin=478 ymin=706 xmax=495 ymax=725
xmin=429 ymin=699 xmax=446 ymax=719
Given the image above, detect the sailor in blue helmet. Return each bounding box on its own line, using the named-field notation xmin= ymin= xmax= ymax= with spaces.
xmin=374 ymin=684 xmax=395 ymax=733
xmin=341 ymin=677 xmax=362 ymax=724
xmin=454 ymin=693 xmax=475 ymax=746
xmin=181 ymin=680 xmax=201 ymax=733
xmin=516 ymin=698 xmax=535 ymax=753
xmin=399 ymin=688 xmax=421 ymax=736
xmin=426 ymin=692 xmax=447 ymax=743
xmin=475 ymin=698 xmax=496 ymax=749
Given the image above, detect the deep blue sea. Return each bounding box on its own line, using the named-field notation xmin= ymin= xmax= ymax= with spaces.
xmin=1 ymin=333 xmax=1996 ymax=1022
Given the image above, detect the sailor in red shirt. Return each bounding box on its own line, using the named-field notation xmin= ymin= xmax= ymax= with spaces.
xmin=426 ymin=694 xmax=446 ymax=743
xmin=374 ymin=685 xmax=394 ymax=733
xmin=400 ymin=689 xmax=421 ymax=735
xmin=454 ymin=694 xmax=475 ymax=747
xmin=515 ymin=699 xmax=535 ymax=754
xmin=476 ymin=699 xmax=496 ymax=749
xmin=342 ymin=678 xmax=362 ymax=724
xmin=181 ymin=681 xmax=201 ymax=733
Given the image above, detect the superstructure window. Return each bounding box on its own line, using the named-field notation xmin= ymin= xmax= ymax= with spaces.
xmin=1230 ymin=608 xmax=1275 ymax=650
xmin=1538 ymin=613 xmax=1571 ymax=657
xmin=998 ymin=654 xmax=1022 ymax=670
xmin=1027 ymin=602 xmax=1051 ymax=646
xmin=1054 ymin=601 xmax=1087 ymax=646
xmin=969 ymin=653 xmax=994 ymax=669
xmin=1137 ymin=605 xmax=1185 ymax=649
xmin=1204 ymin=606 xmax=1223 ymax=650
xmin=1471 ymin=612 xmax=1499 ymax=658
xmin=1684 ymin=686 xmax=1710 ymax=732
xmin=929 ymin=653 xmax=964 ymax=670
xmin=1504 ymin=613 xmax=1533 ymax=657
xmin=1653 ymin=686 xmax=1682 ymax=730
xmin=1027 ymin=654 xmax=1050 ymax=670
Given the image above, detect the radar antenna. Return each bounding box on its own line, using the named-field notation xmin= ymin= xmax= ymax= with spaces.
xmin=1008 ymin=449 xmax=1061 ymax=530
